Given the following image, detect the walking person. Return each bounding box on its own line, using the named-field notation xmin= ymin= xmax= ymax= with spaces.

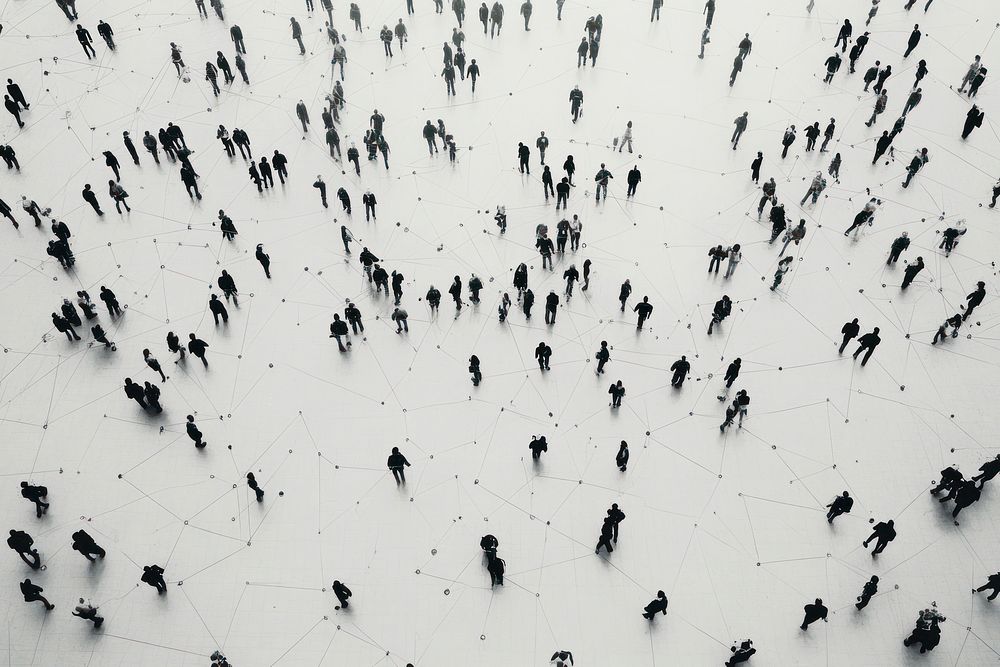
xmin=387 ymin=447 xmax=411 ymax=484
xmin=852 ymin=327 xmax=881 ymax=366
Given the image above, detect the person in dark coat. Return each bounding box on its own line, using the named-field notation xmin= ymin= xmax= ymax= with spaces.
xmin=8 ymin=529 xmax=41 ymax=569
xmin=387 ymin=446 xmax=411 ymax=484
xmin=642 ymin=591 xmax=668 ymax=619
xmin=20 ymin=482 xmax=48 ymax=517
xmin=82 ymin=184 xmax=104 ymax=215
xmin=963 ymin=105 xmax=984 ymax=139
xmin=670 ymin=355 xmax=690 ymax=387
xmin=839 ymin=318 xmax=860 ymax=353
xmin=186 ymin=415 xmax=206 ymax=447
xmin=825 ymin=491 xmax=853 ymax=523
xmin=800 ymin=598 xmax=828 ymax=629
xmin=20 ymin=579 xmax=54 ymax=610
xmin=901 ymin=256 xmax=924 ymax=288
xmin=963 ymin=281 xmax=986 ymax=321
xmin=332 ymin=580 xmax=352 ymax=608
xmin=246 ymin=472 xmax=264 ymax=502
xmin=256 ymin=244 xmax=271 ymax=278
xmin=863 ymin=519 xmax=896 ymax=555
xmin=187 ymin=334 xmax=209 ymax=366
xmin=141 ymin=565 xmax=167 ymax=594
xmin=853 ymin=328 xmax=881 ymax=366
xmin=71 ymin=530 xmax=106 ymax=561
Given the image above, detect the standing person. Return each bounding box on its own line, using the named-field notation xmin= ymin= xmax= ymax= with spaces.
xmin=186 ymin=415 xmax=206 ymax=447
xmin=608 ymin=380 xmax=625 ymax=407
xmin=82 ymin=184 xmax=104 ymax=216
xmin=901 ymin=257 xmax=924 ymax=288
xmin=52 ymin=312 xmax=81 ymax=341
xmin=246 ymin=472 xmax=264 ymax=502
xmin=825 ymin=491 xmax=853 ymax=523
xmin=626 ymin=165 xmax=642 ymax=197
xmin=594 ymin=163 xmax=613 ymax=202
xmin=642 ymin=591 xmax=669 ymax=619
xmin=99 ymin=286 xmax=122 ymax=316
xmin=616 ymin=441 xmax=629 ymax=471
xmin=187 ymin=334 xmax=209 ymax=367
xmin=8 ymin=530 xmax=41 ymax=569
xmin=76 ymin=24 xmax=96 ymax=58
xmin=800 ymin=599 xmax=828 ymax=630
xmin=852 ymin=327 xmax=881 ymax=366
xmin=329 ymin=315 xmax=350 ymax=351
xmin=217 ymin=52 xmax=234 ymax=84
xmin=974 ymin=573 xmax=1000 ymax=601
xmin=699 ymin=28 xmax=711 ymax=59
xmin=536 ymin=131 xmax=548 ymax=164
xmin=144 ymin=349 xmax=167 ymax=381
xmin=73 ymin=599 xmax=104 ymax=628
xmin=20 ymin=197 xmax=42 ymax=226
xmin=230 ymin=24 xmax=246 ymax=54
xmin=781 ymin=125 xmax=796 ymax=158
xmin=634 ymin=296 xmax=653 ymax=329
xmin=750 ymin=153 xmax=763 ymax=183
xmin=670 ymin=355 xmax=690 ymax=387
xmin=332 ymin=580 xmax=352 ymax=608
xmin=141 ymin=565 xmax=167 ymax=594
xmin=619 ymin=279 xmax=633 ymax=311
xmin=770 ymin=256 xmax=793 ymax=291
xmin=618 ymin=121 xmax=634 ymax=153
xmin=887 ymin=232 xmax=910 ymax=264
xmin=528 ymin=435 xmax=548 ymax=459
xmin=904 ymin=24 xmax=921 ymax=58
xmin=169 ymin=42 xmax=185 ymax=76
xmin=863 ymin=519 xmax=896 ymax=555
xmin=874 ymin=64 xmax=892 ymax=95
xmin=963 ymin=105 xmax=985 ymax=139
xmin=804 ymin=122 xmax=821 ymax=151
xmin=835 ymin=19 xmax=852 ymax=52
xmin=569 ymin=86 xmax=584 ymax=123
xmin=363 ymin=190 xmax=377 ymax=221
xmin=544 ymin=290 xmax=559 ymax=324
xmin=902 ymin=148 xmax=929 ymax=188
xmin=596 ymin=341 xmax=610 ymax=374
xmin=142 ymin=130 xmax=160 ymax=163
xmin=863 ymin=60 xmax=880 ymax=91
xmin=205 ymin=61 xmax=220 ymax=96
xmin=903 ymin=88 xmax=922 ymax=117
xmin=122 ymin=131 xmax=140 ymax=165
xmin=71 ymin=530 xmax=106 ymax=561
xmin=724 ymin=243 xmax=743 ymax=278
xmin=20 ymin=580 xmax=54 ymax=610
xmin=963 ymin=282 xmax=986 ymax=321
xmin=729 ymin=54 xmax=744 ymax=87
xmin=520 ymin=0 xmax=532 ymax=30
xmin=290 ymin=18 xmax=305 ymax=55
xmin=731 ymin=112 xmax=748 ymax=149
xmin=4 ymin=94 xmax=25 ymax=128
xmin=517 ymin=142 xmax=530 ymax=174
xmin=387 ymin=447 xmax=411 ymax=484
xmin=489 ymin=1 xmax=504 ymax=37
xmin=311 ymin=175 xmax=328 ymax=208
xmin=19 ymin=483 xmax=48 ymax=518
xmin=6 ymin=79 xmax=30 ymax=111
xmin=255 ymin=244 xmax=271 ymax=278
xmin=839 ymin=318 xmax=860 ymax=353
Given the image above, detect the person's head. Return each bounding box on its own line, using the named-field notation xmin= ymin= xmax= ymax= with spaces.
xmin=681 ymin=354 xmax=686 ymax=360
xmin=815 ymin=598 xmax=823 ymax=605
xmin=84 ymin=183 xmax=91 ymax=190
xmin=392 ymin=446 xmax=399 ymax=454
xmin=873 ymin=327 xmax=880 ymax=334
xmin=643 ymin=296 xmax=649 ymax=302
xmin=916 ymin=256 xmax=923 ymax=262
xmin=870 ymin=575 xmax=879 ymax=583
xmin=189 ymin=333 xmax=196 ymax=340
xmin=886 ymin=519 xmax=893 ymax=526
xmin=978 ymin=281 xmax=986 ymax=288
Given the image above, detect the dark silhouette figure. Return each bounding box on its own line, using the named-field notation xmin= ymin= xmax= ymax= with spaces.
xmin=856 ymin=575 xmax=879 ymax=609
xmin=800 ymin=598 xmax=828 ymax=629
xmin=72 ymin=530 xmax=106 ymax=561
xmin=141 ymin=564 xmax=167 ymax=594
xmin=387 ymin=447 xmax=411 ymax=484
xmin=853 ymin=328 xmax=881 ymax=366
xmin=863 ymin=519 xmax=896 ymax=555
xmin=642 ymin=590 xmax=668 ymax=619
xmin=826 ymin=491 xmax=853 ymax=523
xmin=332 ymin=580 xmax=352 ymax=608
xmin=8 ymin=530 xmax=40 ymax=569
xmin=20 ymin=579 xmax=54 ymax=610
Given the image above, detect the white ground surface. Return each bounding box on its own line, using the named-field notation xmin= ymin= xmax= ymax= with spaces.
xmin=1 ymin=0 xmax=999 ymax=664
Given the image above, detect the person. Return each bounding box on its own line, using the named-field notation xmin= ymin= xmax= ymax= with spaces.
xmin=182 ymin=415 xmax=206 ymax=449
xmin=6 ymin=79 xmax=29 ymax=112
xmin=387 ymin=447 xmax=411 ymax=484
xmin=562 ymin=264 xmax=578 ymax=295
xmin=749 ymin=153 xmax=763 ymax=184
xmin=52 ymin=312 xmax=81 ymax=341
xmin=618 ymin=120 xmax=634 ymax=153
xmin=595 ymin=518 xmax=615 ymax=553
xmin=467 ymin=59 xmax=480 ymax=92
xmin=256 ymin=244 xmax=271 ymax=278
xmin=781 ymin=219 xmax=807 ymax=255
xmin=904 ymin=24 xmax=921 ymax=58
xmin=75 ymin=23 xmax=96 ymax=58
xmin=726 ymin=639 xmax=756 ymax=666
xmin=699 ymin=28 xmax=711 ymax=59
xmin=650 ymin=0 xmax=662 ymax=21
xmin=550 ymin=651 xmax=574 ymax=667
xmin=968 ymin=67 xmax=988 ymax=97
xmin=569 ymin=86 xmax=584 ymax=123
xmin=520 ymin=0 xmax=532 ymax=30
xmin=903 ymin=88 xmax=922 ymax=117
xmin=20 ymin=482 xmax=48 ymax=518
xmin=963 ymin=281 xmax=986 ymax=320
xmin=489 ymin=1 xmax=503 ymax=37
xmin=633 ymin=296 xmax=653 ymax=330
xmin=897 ymin=256 xmax=926 ymax=291
xmin=770 ymin=256 xmax=792 ymax=291
xmin=20 ymin=579 xmax=54 ymax=610
xmin=800 ymin=598 xmax=828 ymax=630
xmin=8 ymin=529 xmax=41 ymax=569
xmin=141 ymin=564 xmax=167 ymax=594
xmin=865 ymin=90 xmax=888 ymax=128
xmin=528 ymin=435 xmax=548 ymax=459
xmin=517 ymin=141 xmax=530 ymax=174
xmin=209 ymin=295 xmax=229 ymax=325
xmin=800 ymin=173 xmax=826 ymax=207
xmin=362 ymin=190 xmax=377 ymax=221
xmin=487 ymin=553 xmax=505 ymax=586
xmin=835 ymin=19 xmax=852 ymax=52
xmin=963 ymin=104 xmax=985 ymax=140
xmin=826 ymin=491 xmax=853 ymax=523
xmin=469 ymin=355 xmax=482 ymax=385
xmin=332 ymin=580 xmax=352 ymax=609
xmin=544 ymin=290 xmax=559 ymax=324
xmin=670 ymin=355 xmax=690 ymax=387
xmin=349 ymin=2 xmax=362 ymax=31
xmin=866 ymin=0 xmax=880 ymax=25
xmin=246 ymin=472 xmax=264 ymax=502
xmin=73 ymin=599 xmax=104 ymax=628
xmin=707 ymin=296 xmax=732 ymax=335
xmin=951 ymin=480 xmax=981 ymax=518
xmin=187 ymin=334 xmax=209 ymax=366
xmin=143 ymin=381 xmax=162 ymax=413
xmin=642 ymin=591 xmax=668 ymax=619
xmin=729 ymin=54 xmax=743 ymax=88
xmin=82 ymin=184 xmax=104 ymax=216
xmin=4 ymin=94 xmax=25 ymax=128
xmin=887 ymin=233 xmax=911 ymax=266
xmin=974 ymin=573 xmax=1000 ymax=601
xmin=329 ymin=314 xmax=350 ymax=351
xmin=972 ymin=455 xmax=1000 ymax=487
xmin=142 ymin=349 xmax=166 ymax=382
xmin=781 ymin=126 xmax=796 ymax=159
xmin=391 ymin=307 xmax=409 ymax=333
xmin=608 ymin=380 xmax=625 ymax=408
xmin=863 ymin=519 xmax=896 ymax=555
xmin=731 ymin=112 xmax=748 ymax=149
xmin=823 ymin=52 xmax=841 ymax=83
xmin=940 ymin=223 xmax=967 ymax=256
xmin=594 ymin=163 xmax=612 ymax=202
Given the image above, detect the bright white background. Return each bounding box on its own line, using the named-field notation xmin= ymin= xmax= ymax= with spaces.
xmin=0 ymin=0 xmax=999 ymax=664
